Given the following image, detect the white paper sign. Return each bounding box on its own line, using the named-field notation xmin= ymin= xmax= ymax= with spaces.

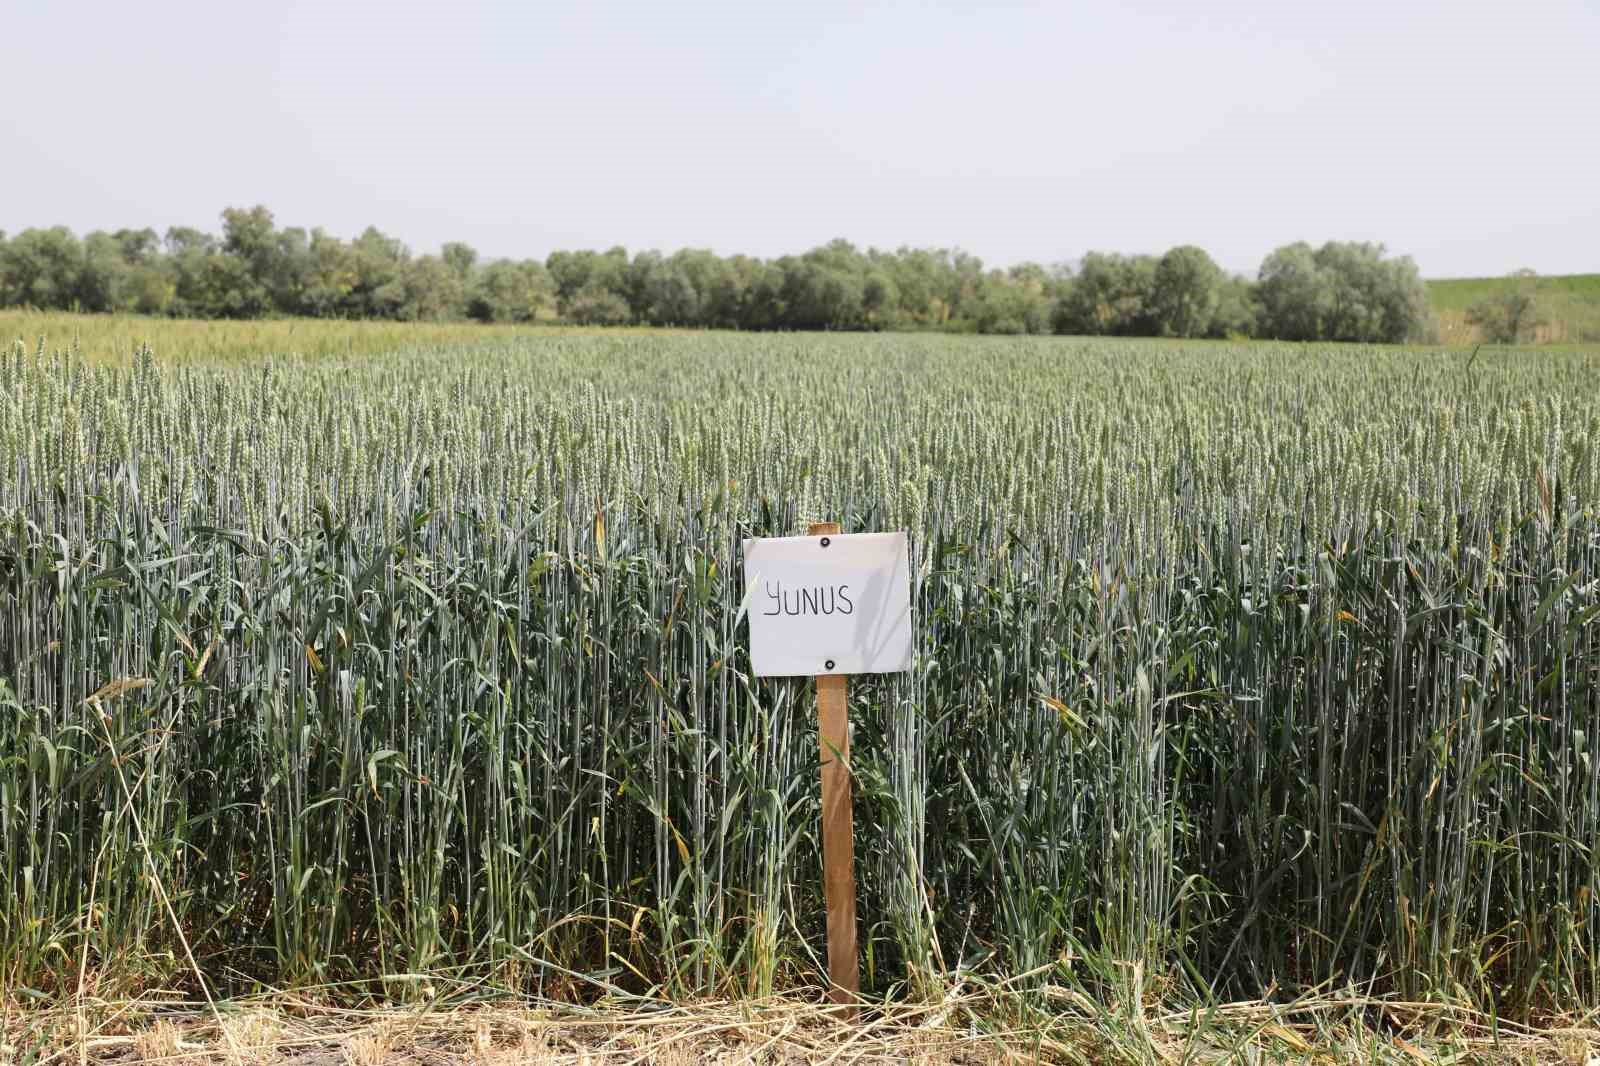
xmin=742 ymin=531 xmax=912 ymax=677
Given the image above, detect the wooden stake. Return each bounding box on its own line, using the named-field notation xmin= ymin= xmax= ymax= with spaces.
xmin=809 ymin=521 xmax=859 ymax=1017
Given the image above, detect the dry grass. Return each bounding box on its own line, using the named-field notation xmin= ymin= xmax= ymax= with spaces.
xmin=4 ymin=990 xmax=1600 ymax=1066
xmin=131 ymin=1019 xmax=183 ymax=1063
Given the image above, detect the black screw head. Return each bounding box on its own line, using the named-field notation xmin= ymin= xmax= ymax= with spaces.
xmin=825 ymin=659 xmax=836 ymax=670
xmin=820 ymin=536 xmax=831 ymax=547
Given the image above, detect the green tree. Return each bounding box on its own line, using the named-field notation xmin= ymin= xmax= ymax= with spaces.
xmin=673 ymin=249 xmax=736 ymax=327
xmin=1257 ymin=241 xmax=1429 ymax=343
xmin=265 ymin=227 xmax=314 ymax=314
xmin=565 ymin=285 xmax=632 ymax=325
xmin=0 ymin=207 xmax=1446 ymax=343
xmin=773 ymin=240 xmax=873 ymax=330
xmin=1314 ymin=241 xmax=1425 ymax=342
xmin=398 ymin=255 xmax=466 ymax=320
xmin=300 ymin=229 xmax=359 ymax=317
xmin=1467 ymin=269 xmax=1542 ymax=343
xmin=862 ymin=268 xmax=902 ymax=329
xmin=111 ymin=227 xmax=161 ymax=264
xmin=165 ymin=227 xmax=207 ymax=316
xmin=205 ymin=254 xmax=272 ymax=318
xmin=442 ymin=242 xmax=479 ymax=280
xmin=349 ymin=226 xmax=410 ymax=318
xmin=967 ymin=266 xmax=1055 ymax=334
xmin=1209 ymin=275 xmax=1258 ymax=338
xmin=1053 ymin=253 xmax=1158 ymax=335
xmin=1152 ymin=245 xmax=1223 ymax=338
xmin=77 ymin=231 xmax=132 ymax=312
xmin=1254 ymin=242 xmax=1327 ymax=341
xmin=220 ymin=206 xmax=277 ymax=265
xmin=164 ymin=226 xmax=214 ymax=261
xmin=623 ymin=251 xmax=700 ymax=325
xmin=214 ymin=206 xmax=280 ymax=316
xmin=643 ymin=261 xmax=701 ymax=325
xmin=734 ymin=258 xmax=785 ymax=330
xmin=547 ymin=247 xmax=629 ymax=318
xmin=101 ymin=226 xmax=175 ymax=313
xmin=878 ymin=247 xmax=942 ymax=325
xmin=125 ymin=266 xmax=176 ymax=315
xmin=1 ymin=227 xmax=83 ymax=309
xmin=466 ymin=260 xmax=552 ymax=323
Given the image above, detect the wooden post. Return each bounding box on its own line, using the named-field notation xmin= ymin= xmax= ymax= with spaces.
xmin=809 ymin=521 xmax=859 ymax=1017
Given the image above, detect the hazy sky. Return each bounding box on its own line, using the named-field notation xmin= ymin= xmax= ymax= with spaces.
xmin=4 ymin=0 xmax=1596 ymax=277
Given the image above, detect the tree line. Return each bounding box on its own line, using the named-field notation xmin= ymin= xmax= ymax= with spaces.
xmin=0 ymin=206 xmax=1436 ymax=342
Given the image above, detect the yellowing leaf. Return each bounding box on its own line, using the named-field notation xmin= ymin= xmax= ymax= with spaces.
xmin=1393 ymin=1036 xmax=1430 ymax=1063
xmin=673 ymin=824 xmax=690 ymax=864
xmin=1039 ymin=694 xmax=1083 ymax=729
xmin=193 ymin=639 xmax=218 ymax=680
xmin=1265 ymin=1024 xmax=1310 ymax=1052
xmin=85 ymin=677 xmax=151 ymax=704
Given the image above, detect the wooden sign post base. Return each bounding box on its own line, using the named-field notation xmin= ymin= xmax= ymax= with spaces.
xmin=810 ymin=521 xmax=859 ymax=1019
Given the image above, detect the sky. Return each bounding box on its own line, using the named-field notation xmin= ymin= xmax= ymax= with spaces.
xmin=2 ymin=0 xmax=1597 ymax=278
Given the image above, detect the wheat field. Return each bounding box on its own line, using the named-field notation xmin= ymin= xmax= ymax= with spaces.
xmin=0 ymin=331 xmax=1596 ymax=1022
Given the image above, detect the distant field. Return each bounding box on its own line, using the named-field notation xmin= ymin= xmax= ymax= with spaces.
xmin=1427 ymin=273 xmax=1600 ymax=311
xmin=1428 ymin=273 xmax=1600 ymax=343
xmin=4 ymin=283 xmax=1599 ymax=370
xmin=0 ymin=308 xmax=682 ymax=365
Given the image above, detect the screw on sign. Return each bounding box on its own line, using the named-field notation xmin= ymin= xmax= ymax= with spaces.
xmin=741 ymin=526 xmax=913 ymax=1018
